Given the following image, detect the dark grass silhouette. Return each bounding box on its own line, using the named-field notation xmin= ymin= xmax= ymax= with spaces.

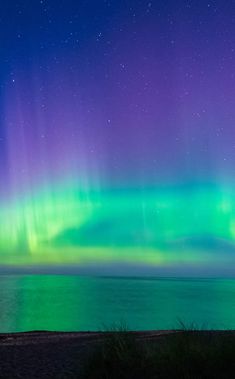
xmin=82 ymin=323 xmax=235 ymax=379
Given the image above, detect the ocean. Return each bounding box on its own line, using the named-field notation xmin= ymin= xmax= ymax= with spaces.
xmin=0 ymin=275 xmax=235 ymax=332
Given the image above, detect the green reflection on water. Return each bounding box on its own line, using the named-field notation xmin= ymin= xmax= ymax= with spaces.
xmin=0 ymin=275 xmax=235 ymax=332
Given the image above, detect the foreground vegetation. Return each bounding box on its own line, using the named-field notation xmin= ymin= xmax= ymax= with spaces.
xmin=82 ymin=327 xmax=235 ymax=378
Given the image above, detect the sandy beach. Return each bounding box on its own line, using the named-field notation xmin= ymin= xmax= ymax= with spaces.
xmin=0 ymin=330 xmax=175 ymax=378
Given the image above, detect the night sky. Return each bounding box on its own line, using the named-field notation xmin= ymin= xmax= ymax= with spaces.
xmin=1 ymin=0 xmax=235 ymax=275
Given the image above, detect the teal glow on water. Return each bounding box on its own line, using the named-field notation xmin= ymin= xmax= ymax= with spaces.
xmin=0 ymin=275 xmax=235 ymax=332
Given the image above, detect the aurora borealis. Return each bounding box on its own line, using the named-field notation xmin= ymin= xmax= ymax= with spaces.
xmin=1 ymin=0 xmax=235 ymax=274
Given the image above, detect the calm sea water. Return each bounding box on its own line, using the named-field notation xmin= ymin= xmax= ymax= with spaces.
xmin=0 ymin=275 xmax=235 ymax=332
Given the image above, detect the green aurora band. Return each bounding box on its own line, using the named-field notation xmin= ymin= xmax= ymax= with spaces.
xmin=1 ymin=183 xmax=235 ymax=271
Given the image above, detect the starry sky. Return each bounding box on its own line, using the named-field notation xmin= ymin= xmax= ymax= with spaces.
xmin=1 ymin=0 xmax=235 ymax=275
